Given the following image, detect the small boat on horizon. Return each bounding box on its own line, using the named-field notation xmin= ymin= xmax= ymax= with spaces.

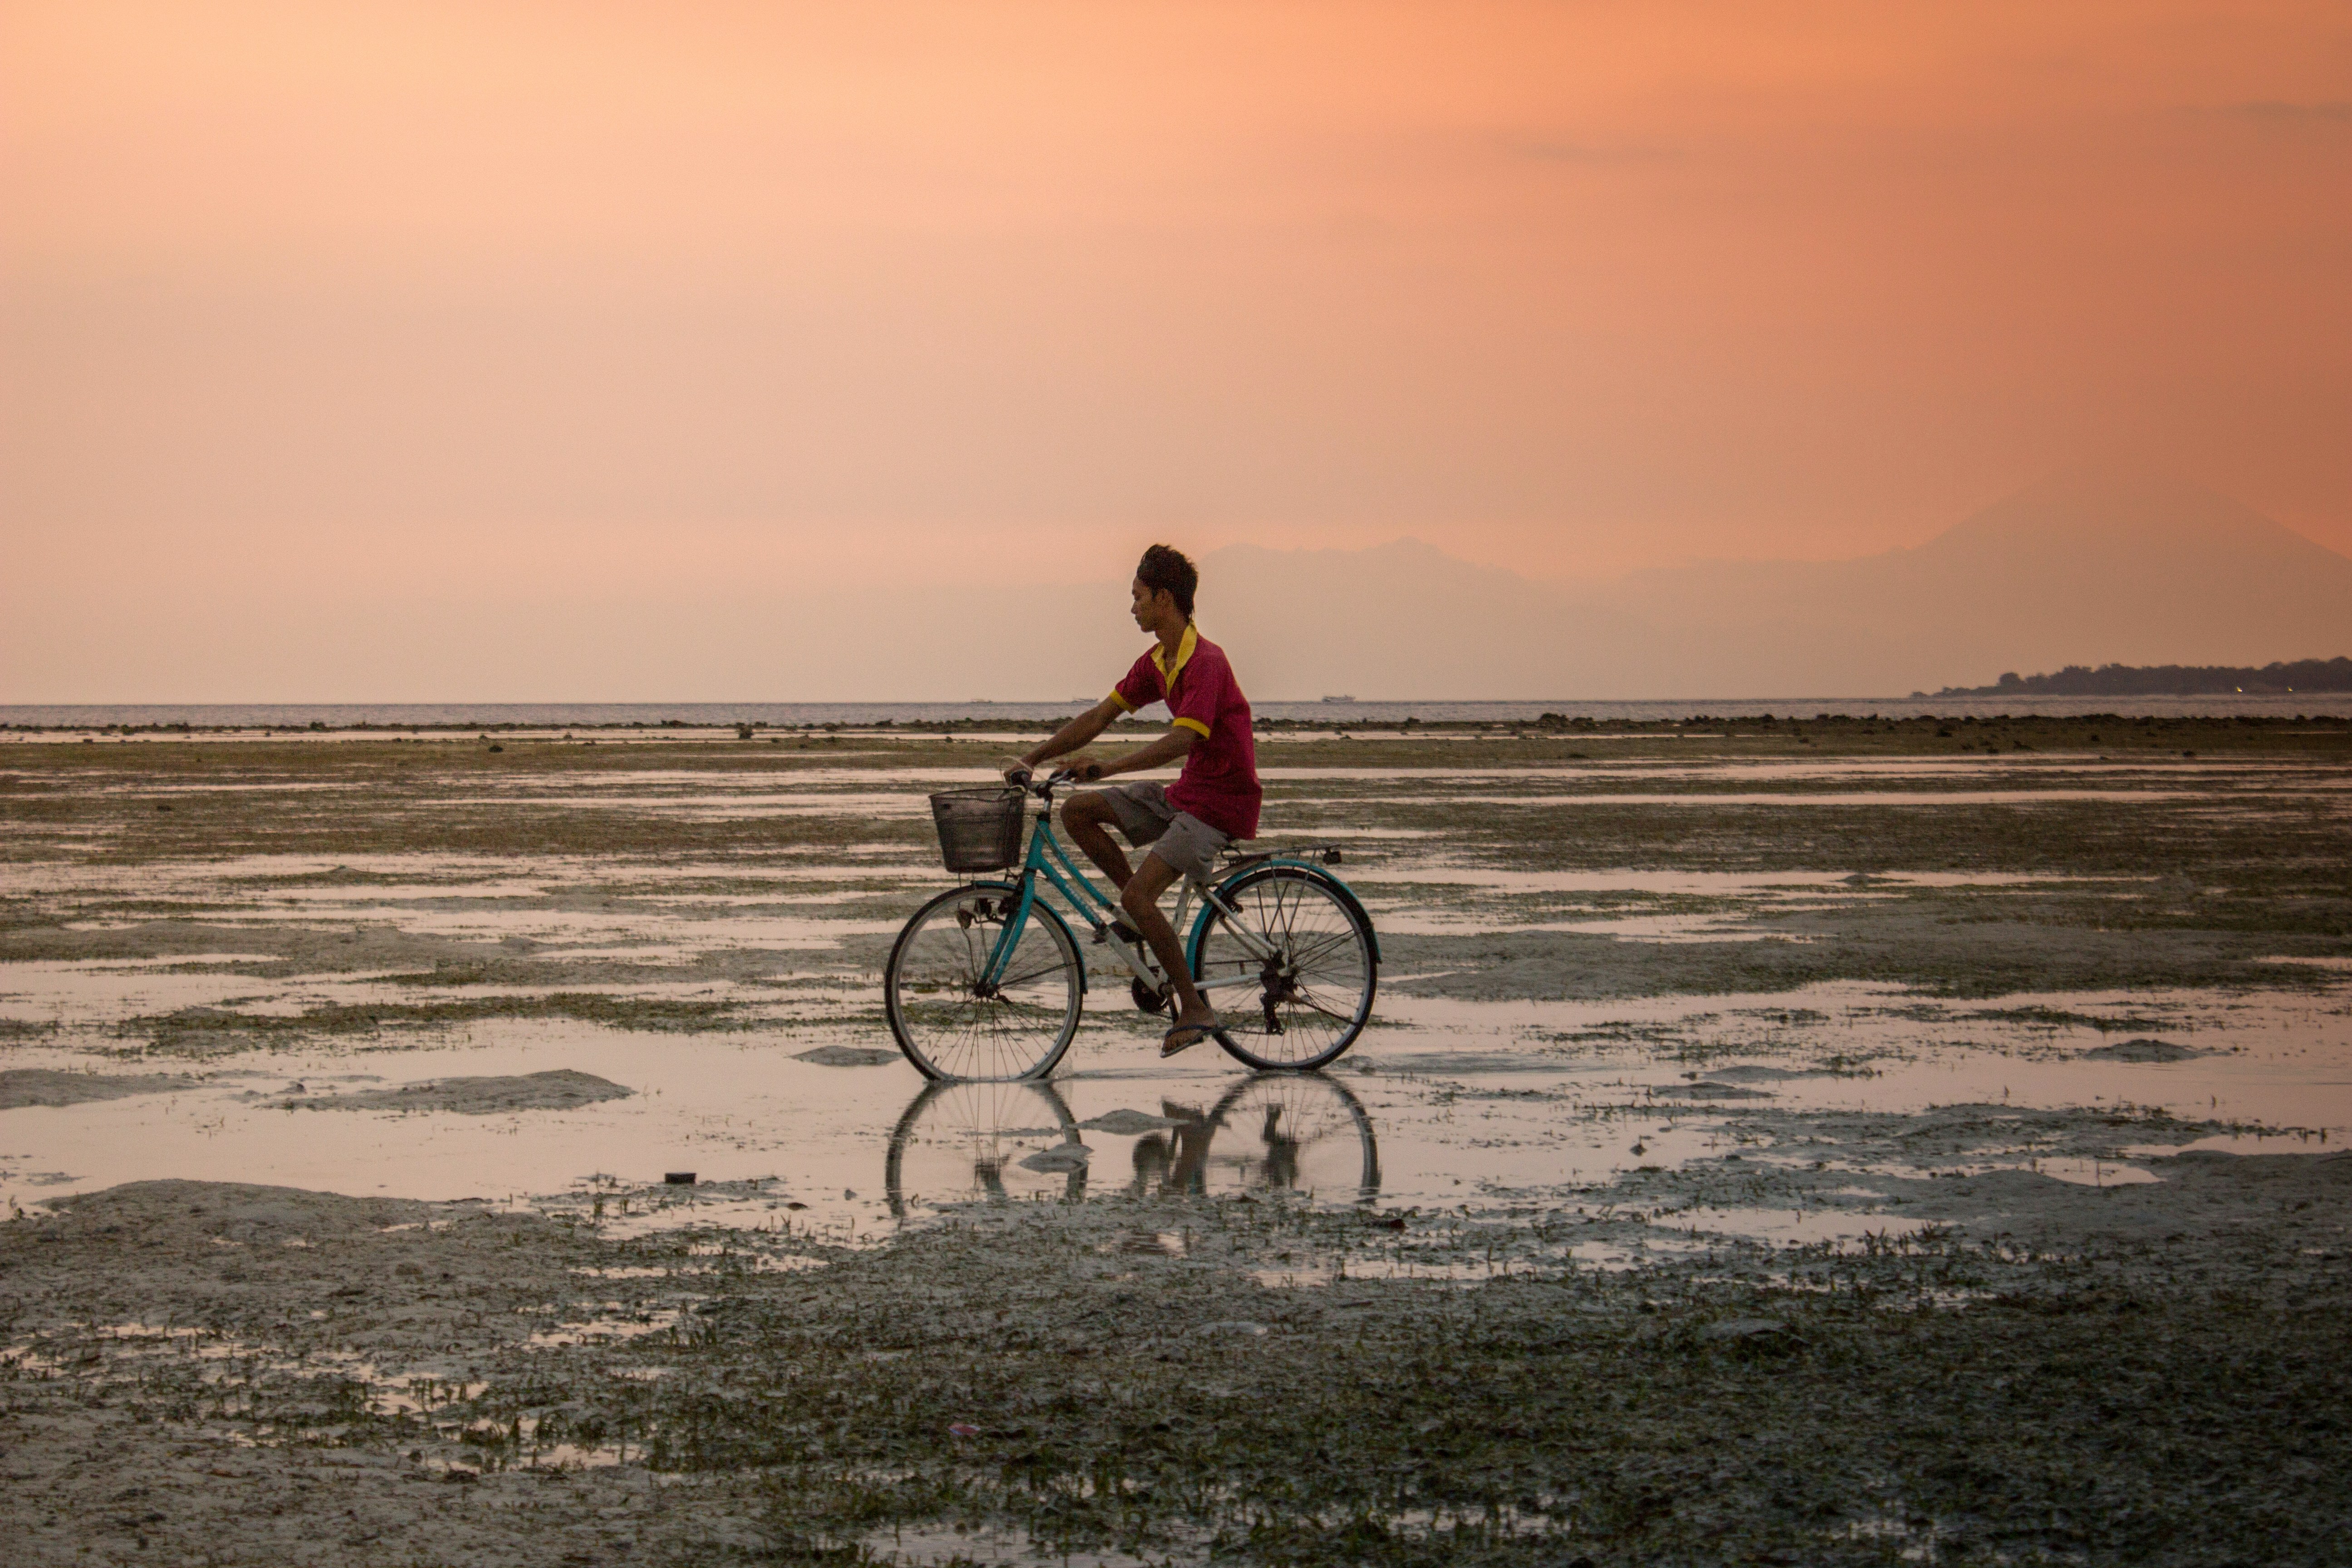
xmin=1320 ymin=695 xmax=1356 ymax=704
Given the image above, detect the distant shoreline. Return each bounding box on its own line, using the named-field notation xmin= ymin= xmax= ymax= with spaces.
xmin=9 ymin=692 xmax=2352 ymax=731
xmin=1936 ymin=657 xmax=2352 ymax=698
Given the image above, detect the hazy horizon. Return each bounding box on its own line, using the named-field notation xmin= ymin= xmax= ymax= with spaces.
xmin=7 ymin=471 xmax=2350 ymax=704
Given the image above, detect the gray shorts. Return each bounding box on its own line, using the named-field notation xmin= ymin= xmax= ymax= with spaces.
xmin=1084 ymin=782 xmax=1232 ymax=884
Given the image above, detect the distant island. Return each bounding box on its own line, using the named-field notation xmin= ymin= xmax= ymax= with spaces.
xmin=1934 ymin=656 xmax=2352 ymax=697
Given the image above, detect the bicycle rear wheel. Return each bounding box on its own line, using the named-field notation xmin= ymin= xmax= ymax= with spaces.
xmin=1190 ymin=865 xmax=1377 ymax=1070
xmin=885 ymin=882 xmax=1083 ymax=1080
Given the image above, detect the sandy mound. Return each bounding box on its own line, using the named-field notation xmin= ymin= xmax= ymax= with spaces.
xmin=1703 ymin=1064 xmax=1842 ymax=1083
xmin=1079 ymin=1108 xmax=1183 ymax=1134
xmin=0 ymin=1069 xmax=201 ymax=1110
xmin=2081 ymin=1037 xmax=2205 ymax=1062
xmin=288 ymin=1069 xmax=632 ymax=1114
xmin=45 ymin=1178 xmax=443 ymax=1240
xmin=793 ymin=1045 xmax=903 ymax=1067
xmin=1017 ymin=1143 xmax=1092 ymax=1172
xmin=1894 ymin=1148 xmax=2352 ymax=1244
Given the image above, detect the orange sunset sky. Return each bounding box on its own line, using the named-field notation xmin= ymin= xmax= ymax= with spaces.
xmin=3 ymin=1 xmax=2347 ymax=701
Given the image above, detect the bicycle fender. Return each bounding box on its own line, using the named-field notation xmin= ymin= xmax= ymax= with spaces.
xmin=1194 ymin=860 xmax=1381 ymax=968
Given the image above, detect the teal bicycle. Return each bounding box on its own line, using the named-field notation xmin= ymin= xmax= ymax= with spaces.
xmin=883 ymin=770 xmax=1380 ymax=1080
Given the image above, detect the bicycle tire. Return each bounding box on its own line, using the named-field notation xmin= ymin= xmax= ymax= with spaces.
xmin=1189 ymin=864 xmax=1377 ymax=1071
xmin=885 ymin=881 xmax=1083 ymax=1081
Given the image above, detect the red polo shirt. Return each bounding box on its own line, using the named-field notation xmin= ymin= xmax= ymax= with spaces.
xmin=1110 ymin=624 xmax=1261 ymax=840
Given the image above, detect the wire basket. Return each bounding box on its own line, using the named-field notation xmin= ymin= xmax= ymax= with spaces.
xmin=928 ymin=786 xmax=1027 ymax=873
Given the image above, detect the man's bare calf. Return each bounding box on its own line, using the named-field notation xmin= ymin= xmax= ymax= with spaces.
xmin=1118 ymin=851 xmax=1217 ymax=1046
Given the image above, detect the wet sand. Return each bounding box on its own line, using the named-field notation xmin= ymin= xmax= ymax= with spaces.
xmin=3 ymin=719 xmax=2349 ymax=1565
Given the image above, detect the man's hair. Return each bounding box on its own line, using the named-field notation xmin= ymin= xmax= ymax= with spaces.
xmin=1136 ymin=544 xmax=1198 ymax=619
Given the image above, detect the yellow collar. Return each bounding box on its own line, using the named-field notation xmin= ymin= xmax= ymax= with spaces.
xmin=1150 ymin=622 xmax=1198 ymax=689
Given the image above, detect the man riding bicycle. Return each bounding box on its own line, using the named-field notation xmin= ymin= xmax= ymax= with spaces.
xmin=1008 ymin=544 xmax=1260 ymax=1056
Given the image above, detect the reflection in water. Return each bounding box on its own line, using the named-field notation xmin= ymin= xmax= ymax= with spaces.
xmin=884 ymin=1073 xmax=1380 ymax=1220
xmin=883 ymin=1079 xmax=1086 ymax=1219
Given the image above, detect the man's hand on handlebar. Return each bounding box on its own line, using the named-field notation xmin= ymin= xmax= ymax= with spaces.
xmin=1004 ymin=756 xmax=1103 ymax=788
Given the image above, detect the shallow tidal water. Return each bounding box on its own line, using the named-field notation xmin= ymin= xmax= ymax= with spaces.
xmin=4 ymin=965 xmax=2343 ymax=1256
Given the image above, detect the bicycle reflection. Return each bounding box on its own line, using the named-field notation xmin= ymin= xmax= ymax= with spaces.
xmin=884 ymin=1073 xmax=1380 ymax=1221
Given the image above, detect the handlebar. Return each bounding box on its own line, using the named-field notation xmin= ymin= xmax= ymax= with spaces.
xmin=1004 ymin=764 xmax=1100 ymax=797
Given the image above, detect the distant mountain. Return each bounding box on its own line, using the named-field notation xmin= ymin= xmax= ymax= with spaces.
xmin=1167 ymin=472 xmax=2352 ymax=700
xmin=1938 ymin=657 xmax=2352 ymax=698
xmin=1591 ymin=469 xmax=2352 ymax=696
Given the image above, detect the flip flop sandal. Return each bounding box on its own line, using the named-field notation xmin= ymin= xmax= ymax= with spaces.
xmin=1160 ymin=1020 xmax=1216 ymax=1057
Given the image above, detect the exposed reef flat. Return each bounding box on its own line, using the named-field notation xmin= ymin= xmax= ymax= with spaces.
xmin=277 ymin=1068 xmax=632 ymax=1114
xmin=2 ymin=723 xmax=2348 ymax=1564
xmin=0 ymin=1068 xmax=202 ymax=1109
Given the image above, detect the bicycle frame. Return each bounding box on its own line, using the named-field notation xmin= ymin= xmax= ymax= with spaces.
xmin=978 ymin=791 xmax=1291 ymax=997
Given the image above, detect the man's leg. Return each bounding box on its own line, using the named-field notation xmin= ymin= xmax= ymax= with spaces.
xmin=1162 ymin=1100 xmax=1215 ymax=1189
xmin=1120 ymin=852 xmax=1215 ymax=1040
xmin=1060 ymin=792 xmax=1137 ymax=890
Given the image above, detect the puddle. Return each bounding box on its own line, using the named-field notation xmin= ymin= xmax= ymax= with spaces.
xmin=1344 ymin=868 xmax=2072 ymax=893
xmin=1371 ymin=983 xmax=2352 ymax=1136
xmin=1365 ymin=911 xmax=1812 ymax=942
xmin=2026 ymin=1158 xmax=2162 ymax=1186
xmin=6 ymin=973 xmax=2346 ymax=1251
xmin=524 ymin=1305 xmax=688 ymax=1348
xmin=1327 ymin=790 xmax=2209 ymax=808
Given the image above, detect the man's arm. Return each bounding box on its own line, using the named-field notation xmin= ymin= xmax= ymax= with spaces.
xmin=1017 ymin=696 xmax=1125 ymax=774
xmin=1093 ymin=725 xmax=1196 ymax=778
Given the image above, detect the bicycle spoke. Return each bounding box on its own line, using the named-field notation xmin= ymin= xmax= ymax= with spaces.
xmin=1284 ymin=986 xmax=1357 ymax=1027
xmin=1288 ymin=930 xmax=1361 ymax=969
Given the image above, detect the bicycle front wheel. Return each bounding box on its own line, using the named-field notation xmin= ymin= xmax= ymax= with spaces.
xmin=885 ymin=882 xmax=1083 ymax=1081
xmin=1191 ymin=865 xmax=1377 ymax=1070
